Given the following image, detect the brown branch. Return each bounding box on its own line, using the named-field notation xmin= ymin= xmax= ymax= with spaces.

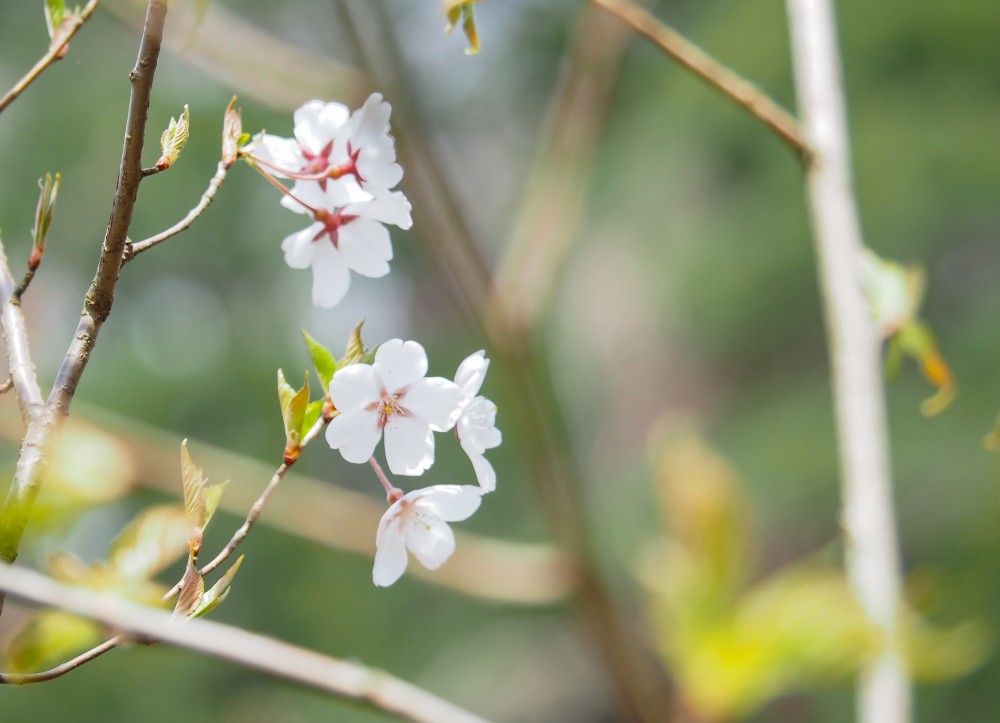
xmin=334 ymin=2 xmax=670 ymax=720
xmin=0 ymin=238 xmax=44 ymax=429
xmin=125 ymin=161 xmax=229 ymax=261
xmin=0 ymin=0 xmax=102 ymax=115
xmin=491 ymin=3 xmax=632 ymax=338
xmin=0 ymin=0 xmax=169 ymax=618
xmin=0 ymin=564 xmax=490 ymax=723
xmin=0 ymin=635 xmax=123 ymax=685
xmin=591 ymin=0 xmax=812 ymax=159
xmin=0 ymin=378 xmax=13 ymax=395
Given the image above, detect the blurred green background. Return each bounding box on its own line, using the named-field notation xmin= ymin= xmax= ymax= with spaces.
xmin=0 ymin=0 xmax=998 ymax=720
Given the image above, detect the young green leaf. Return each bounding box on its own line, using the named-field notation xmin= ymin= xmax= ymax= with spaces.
xmin=173 ymin=555 xmax=205 ymax=618
xmin=44 ymin=0 xmax=66 ymax=41
xmin=179 ymin=441 xmax=228 ymax=552
xmin=4 ymin=610 xmax=101 ymax=675
xmin=222 ymin=96 xmax=243 ymax=168
xmin=302 ymin=399 xmax=324 ymax=438
xmin=444 ymin=0 xmax=481 ymax=55
xmin=302 ymin=330 xmax=337 ymax=391
xmin=107 ymin=504 xmax=190 ymax=581
xmin=339 ymin=320 xmax=367 ymax=367
xmin=277 ymin=370 xmax=310 ymax=459
xmin=156 ymin=104 xmax=191 ymax=171
xmin=189 ymin=555 xmax=245 ymax=618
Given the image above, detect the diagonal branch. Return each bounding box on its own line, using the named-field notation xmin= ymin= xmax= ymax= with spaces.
xmin=0 ymin=635 xmax=123 ymax=685
xmin=0 ymin=0 xmax=102 ymax=115
xmin=0 ymin=0 xmax=169 ymax=618
xmin=591 ymin=0 xmax=812 ymax=159
xmin=0 ymin=564 xmax=489 ymax=723
xmin=785 ymin=0 xmax=909 ymax=721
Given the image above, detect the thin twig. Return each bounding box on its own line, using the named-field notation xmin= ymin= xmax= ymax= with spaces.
xmin=0 ymin=564 xmax=490 ymax=723
xmin=126 ymin=161 xmax=229 ymax=260
xmin=334 ymin=2 xmax=670 ymax=720
xmin=785 ymin=0 xmax=909 ymax=721
xmin=0 ymin=379 xmax=12 ymax=395
xmin=12 ymin=268 xmax=37 ymax=301
xmin=0 ymin=0 xmax=169 ymax=619
xmin=140 ymin=166 xmax=164 ymax=178
xmin=0 ymin=635 xmax=123 ymax=685
xmin=591 ymin=0 xmax=812 ymax=159
xmin=0 ymin=237 xmax=44 ymax=429
xmin=0 ymin=0 xmax=102 ymax=115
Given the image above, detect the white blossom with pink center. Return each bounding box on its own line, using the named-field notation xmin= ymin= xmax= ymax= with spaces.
xmin=325 ymin=339 xmax=464 ymax=475
xmin=454 ymin=350 xmax=501 ymax=492
xmin=372 ymin=484 xmax=483 ymax=587
xmin=280 ymin=181 xmax=412 ymax=308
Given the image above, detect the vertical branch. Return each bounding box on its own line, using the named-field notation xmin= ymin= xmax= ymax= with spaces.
xmin=334 ymin=2 xmax=671 ymax=720
xmin=0 ymin=239 xmax=44 ymax=428
xmin=785 ymin=1 xmax=910 ymax=721
xmin=0 ymin=0 xmax=169 ymax=616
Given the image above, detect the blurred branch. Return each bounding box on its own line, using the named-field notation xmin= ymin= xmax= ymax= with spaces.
xmin=0 ymin=564 xmax=490 ymax=723
xmin=785 ymin=1 xmax=909 ymax=721
xmin=591 ymin=0 xmax=812 ymax=159
xmin=0 ymin=236 xmax=44 ymax=429
xmin=491 ymin=3 xmax=632 ymax=337
xmin=333 ymin=2 xmax=671 ymax=720
xmin=0 ymin=379 xmax=12 ymax=396
xmin=0 ymin=0 xmax=168 ymax=618
xmin=0 ymin=635 xmax=123 ymax=685
xmin=125 ymin=161 xmax=229 ymax=261
xmin=0 ymin=0 xmax=101 ymax=115
xmin=104 ymin=0 xmax=362 ymax=111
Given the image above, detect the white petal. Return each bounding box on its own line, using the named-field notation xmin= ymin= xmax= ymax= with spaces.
xmin=415 ymin=484 xmax=484 ymax=521
xmin=384 ymin=415 xmax=434 ymax=476
xmin=310 ymin=242 xmax=351 ymax=308
xmin=464 ymin=448 xmax=496 ymax=493
xmin=348 ymin=93 xmax=392 ymax=148
xmin=374 ymin=339 xmax=427 ymax=392
xmin=281 ymin=181 xmax=346 ymax=215
xmin=404 ymin=515 xmax=455 ymax=571
xmin=338 ymin=220 xmax=392 ymax=278
xmin=253 ymin=135 xmax=302 ymax=176
xmin=372 ymin=508 xmax=408 ymax=587
xmin=352 ymin=191 xmax=412 ymax=230
xmin=403 ymin=377 xmax=463 ymax=431
xmin=281 ymin=225 xmax=320 ymax=269
xmin=454 ymin=350 xmax=488 ymax=399
xmin=294 ymin=100 xmax=348 ymax=154
xmin=325 ymin=408 xmax=381 ymax=463
xmin=329 ymin=363 xmax=381 ymax=413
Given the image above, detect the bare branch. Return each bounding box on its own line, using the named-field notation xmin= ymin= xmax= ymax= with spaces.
xmin=0 ymin=0 xmax=102 ymax=115
xmin=126 ymin=161 xmax=229 ymax=261
xmin=0 ymin=237 xmax=44 ymax=428
xmin=0 ymin=564 xmax=490 ymax=723
xmin=0 ymin=635 xmax=123 ymax=685
xmin=591 ymin=0 xmax=812 ymax=159
xmin=786 ymin=0 xmax=909 ymax=721
xmin=0 ymin=379 xmax=13 ymax=395
xmin=0 ymin=0 xmax=169 ymax=617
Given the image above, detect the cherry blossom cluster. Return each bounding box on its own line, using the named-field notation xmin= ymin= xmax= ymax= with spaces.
xmin=252 ymin=96 xmax=501 ymax=587
xmin=326 ymin=339 xmax=501 ymax=587
xmin=251 ymin=94 xmax=413 ymax=308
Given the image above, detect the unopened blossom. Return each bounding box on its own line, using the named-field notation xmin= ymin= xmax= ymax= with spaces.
xmin=454 ymin=350 xmax=501 ymax=492
xmin=373 ymin=484 xmax=483 ymax=587
xmin=326 ymin=339 xmax=463 ymax=475
xmin=254 ymin=94 xmax=404 ymax=197
xmin=280 ymin=181 xmax=412 ymax=308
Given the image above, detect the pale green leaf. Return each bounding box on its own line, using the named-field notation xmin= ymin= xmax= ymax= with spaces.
xmin=201 ymin=480 xmax=229 ymax=529
xmin=302 ymin=329 xmax=337 ymax=391
xmin=107 ymin=504 xmax=190 ymax=581
xmin=302 ymin=399 xmax=323 ymax=439
xmin=44 ymin=0 xmax=66 ymax=40
xmin=173 ymin=556 xmax=205 ymax=618
xmin=277 ymin=369 xmax=309 ymax=452
xmin=190 ymin=555 xmax=244 ymax=618
xmin=4 ymin=611 xmax=101 ymax=674
xmin=180 ymin=440 xmax=207 ymax=529
xmin=157 ymin=104 xmax=190 ymax=169
xmin=339 ymin=320 xmax=367 ymax=367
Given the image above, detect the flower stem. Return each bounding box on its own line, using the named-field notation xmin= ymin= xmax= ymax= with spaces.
xmin=368 ymin=457 xmax=400 ymax=501
xmin=249 ymin=161 xmax=316 ymax=212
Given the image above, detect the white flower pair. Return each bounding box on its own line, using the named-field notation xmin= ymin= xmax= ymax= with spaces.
xmin=255 ymin=94 xmax=412 ymax=308
xmin=325 ymin=339 xmax=501 ymax=586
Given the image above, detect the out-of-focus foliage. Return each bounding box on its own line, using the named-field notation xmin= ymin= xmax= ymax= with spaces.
xmin=642 ymin=424 xmax=989 ymax=721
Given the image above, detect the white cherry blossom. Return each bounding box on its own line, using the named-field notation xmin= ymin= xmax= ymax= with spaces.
xmin=279 ymin=180 xmax=412 ymax=308
xmin=372 ymin=484 xmax=483 ymax=587
xmin=454 ymin=350 xmax=502 ymax=492
xmin=325 ymin=339 xmax=463 ymax=475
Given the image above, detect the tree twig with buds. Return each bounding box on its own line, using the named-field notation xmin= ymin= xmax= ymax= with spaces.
xmin=0 ymin=0 xmax=102 ymax=115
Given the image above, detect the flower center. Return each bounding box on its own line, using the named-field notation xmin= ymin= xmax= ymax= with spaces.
xmin=312 ymin=208 xmax=359 ymax=248
xmin=373 ymin=389 xmax=408 ymax=429
xmin=300 ymin=140 xmax=365 ymax=190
